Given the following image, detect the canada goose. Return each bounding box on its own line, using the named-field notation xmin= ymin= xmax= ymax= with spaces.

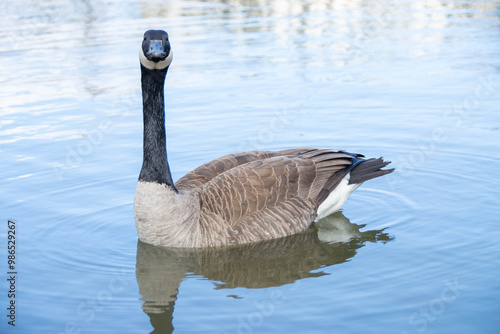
xmin=134 ymin=29 xmax=394 ymax=248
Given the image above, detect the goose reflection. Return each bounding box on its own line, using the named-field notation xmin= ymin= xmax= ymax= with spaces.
xmin=135 ymin=212 xmax=393 ymax=333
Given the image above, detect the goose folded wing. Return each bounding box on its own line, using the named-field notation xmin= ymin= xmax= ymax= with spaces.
xmin=174 ymin=148 xmax=319 ymax=191
xmin=196 ymin=151 xmax=354 ymax=245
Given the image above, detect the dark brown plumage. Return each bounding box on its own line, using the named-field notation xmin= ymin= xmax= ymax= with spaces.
xmin=171 ymin=148 xmax=394 ymax=246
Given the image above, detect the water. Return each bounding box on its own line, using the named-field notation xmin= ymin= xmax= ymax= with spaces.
xmin=1 ymin=0 xmax=499 ymax=333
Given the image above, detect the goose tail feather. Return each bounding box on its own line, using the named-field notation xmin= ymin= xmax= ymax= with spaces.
xmin=349 ymin=157 xmax=394 ymax=185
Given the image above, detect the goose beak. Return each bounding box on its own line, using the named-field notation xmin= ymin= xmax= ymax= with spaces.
xmin=146 ymin=40 xmax=169 ymax=62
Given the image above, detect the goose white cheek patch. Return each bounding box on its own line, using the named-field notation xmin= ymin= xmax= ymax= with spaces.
xmin=139 ymin=47 xmax=173 ymax=70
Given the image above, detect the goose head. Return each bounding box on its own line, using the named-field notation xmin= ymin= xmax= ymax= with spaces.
xmin=139 ymin=29 xmax=173 ymax=71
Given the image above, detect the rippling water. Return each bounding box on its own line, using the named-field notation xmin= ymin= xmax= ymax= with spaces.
xmin=1 ymin=0 xmax=499 ymax=333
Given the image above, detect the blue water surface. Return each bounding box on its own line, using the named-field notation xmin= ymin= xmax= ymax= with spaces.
xmin=1 ymin=0 xmax=499 ymax=333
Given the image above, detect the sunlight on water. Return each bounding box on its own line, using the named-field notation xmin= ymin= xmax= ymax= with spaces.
xmin=1 ymin=0 xmax=499 ymax=333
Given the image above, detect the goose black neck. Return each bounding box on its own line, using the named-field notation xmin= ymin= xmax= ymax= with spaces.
xmin=139 ymin=64 xmax=177 ymax=191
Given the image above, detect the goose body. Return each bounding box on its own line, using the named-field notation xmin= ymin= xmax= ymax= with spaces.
xmin=134 ymin=30 xmax=394 ymax=248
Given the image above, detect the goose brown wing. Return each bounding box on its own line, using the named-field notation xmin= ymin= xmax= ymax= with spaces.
xmin=174 ymin=148 xmax=319 ymax=191
xmin=196 ymin=150 xmax=355 ymax=246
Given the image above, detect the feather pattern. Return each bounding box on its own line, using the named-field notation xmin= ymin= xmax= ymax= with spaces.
xmin=135 ymin=148 xmax=393 ymax=248
xmin=137 ymin=149 xmax=391 ymax=247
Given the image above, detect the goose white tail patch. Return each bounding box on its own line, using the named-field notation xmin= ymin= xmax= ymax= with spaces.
xmin=315 ymin=174 xmax=361 ymax=222
xmin=139 ymin=47 xmax=173 ymax=70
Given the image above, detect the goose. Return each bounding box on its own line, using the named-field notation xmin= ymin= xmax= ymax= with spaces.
xmin=134 ymin=29 xmax=394 ymax=248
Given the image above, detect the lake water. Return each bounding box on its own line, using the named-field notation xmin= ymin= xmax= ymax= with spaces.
xmin=1 ymin=0 xmax=499 ymax=333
